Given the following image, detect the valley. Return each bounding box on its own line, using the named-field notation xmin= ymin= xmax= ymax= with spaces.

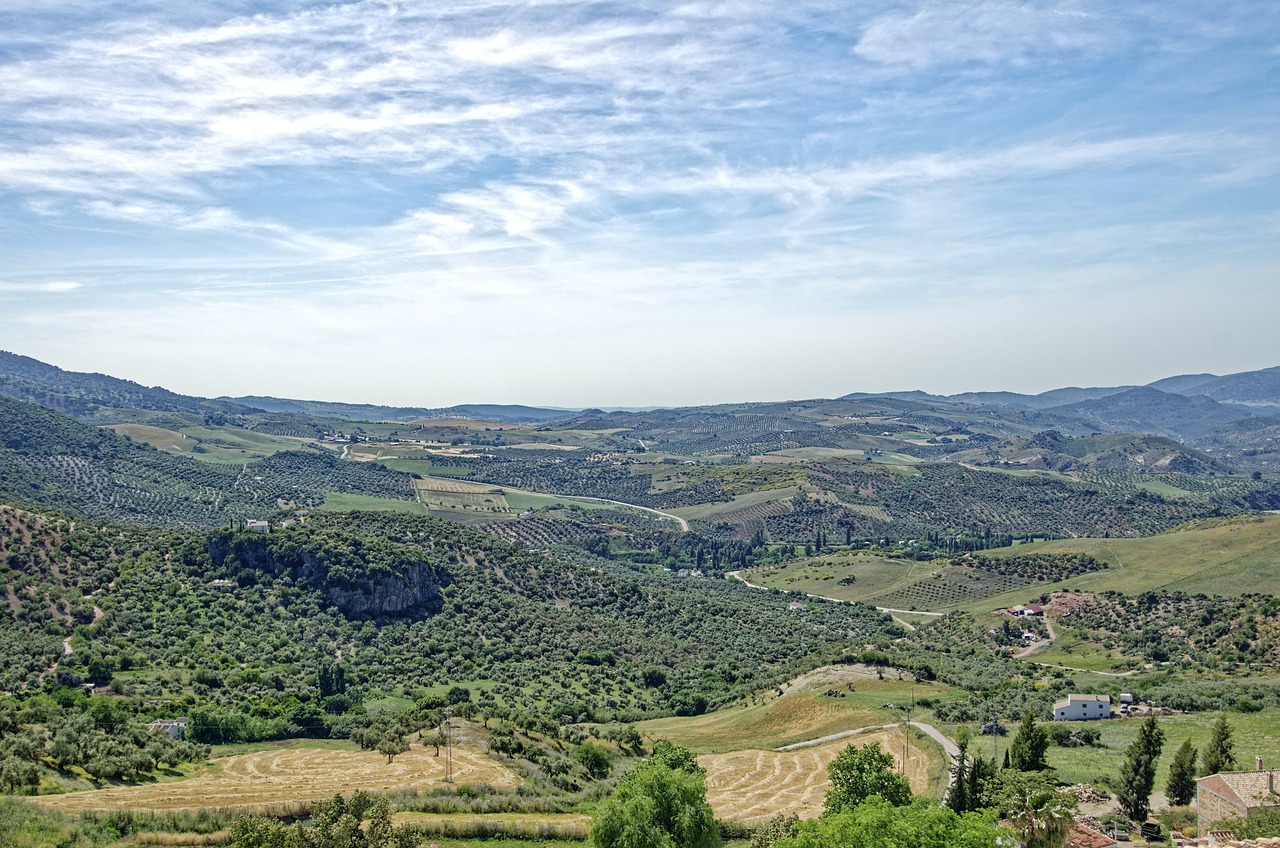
xmin=2 ymin=352 xmax=1280 ymax=847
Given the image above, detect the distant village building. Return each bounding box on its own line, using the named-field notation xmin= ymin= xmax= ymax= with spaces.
xmin=1007 ymin=604 xmax=1045 ymax=617
xmin=246 ymin=519 xmax=270 ymax=534
xmin=788 ymin=602 xmax=807 ymax=611
xmin=1197 ymin=759 xmax=1280 ymax=836
xmin=146 ymin=719 xmax=187 ymax=739
xmin=1053 ymin=694 xmax=1112 ymax=721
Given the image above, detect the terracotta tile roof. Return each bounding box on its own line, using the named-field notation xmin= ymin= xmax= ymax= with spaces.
xmin=1066 ymin=822 xmax=1118 ymax=848
xmin=1199 ymin=770 xmax=1280 ymax=810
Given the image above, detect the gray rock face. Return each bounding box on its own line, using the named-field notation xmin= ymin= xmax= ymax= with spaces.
xmin=320 ymin=561 xmax=442 ymax=617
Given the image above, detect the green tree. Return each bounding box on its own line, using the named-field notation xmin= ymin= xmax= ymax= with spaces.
xmin=997 ymin=771 xmax=1077 ymax=848
xmin=650 ymin=740 xmax=704 ymax=775
xmin=1008 ymin=712 xmax=1049 ymax=772
xmin=376 ymin=732 xmax=408 ymax=764
xmin=776 ymin=796 xmax=1003 ymax=848
xmin=1166 ymin=738 xmax=1198 ymax=807
xmin=750 ymin=813 xmax=799 ymax=848
xmin=590 ymin=761 xmax=721 ymax=848
xmin=1200 ymin=715 xmax=1236 ymax=776
xmin=576 ymin=741 xmax=613 ymax=780
xmin=1117 ymin=716 xmax=1164 ymax=823
xmin=823 ymin=741 xmax=912 ymax=815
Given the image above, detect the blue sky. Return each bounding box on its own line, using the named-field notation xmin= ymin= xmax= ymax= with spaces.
xmin=1 ymin=1 xmax=1278 ymax=407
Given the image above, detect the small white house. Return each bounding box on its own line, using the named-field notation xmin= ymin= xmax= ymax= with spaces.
xmin=1053 ymin=694 xmax=1112 ymax=721
xmin=146 ymin=719 xmax=187 ymax=739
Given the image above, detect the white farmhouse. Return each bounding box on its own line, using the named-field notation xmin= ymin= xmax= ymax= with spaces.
xmin=1053 ymin=694 xmax=1112 ymax=721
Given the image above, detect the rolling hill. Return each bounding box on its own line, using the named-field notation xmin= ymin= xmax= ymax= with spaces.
xmin=0 ymin=395 xmax=414 ymax=527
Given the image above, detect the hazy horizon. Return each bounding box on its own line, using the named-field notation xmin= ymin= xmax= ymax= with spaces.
xmin=9 ymin=347 xmax=1277 ymax=411
xmin=2 ymin=2 xmax=1277 ymax=408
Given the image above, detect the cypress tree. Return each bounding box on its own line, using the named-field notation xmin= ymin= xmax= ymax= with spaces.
xmin=1166 ymin=738 xmax=1198 ymax=807
xmin=1200 ymin=716 xmax=1236 ymax=776
xmin=1117 ymin=716 xmax=1164 ymax=822
xmin=1009 ymin=712 xmax=1049 ymax=772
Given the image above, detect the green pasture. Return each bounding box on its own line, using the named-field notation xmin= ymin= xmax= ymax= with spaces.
xmin=744 ymin=554 xmax=939 ymax=605
xmin=637 ymin=674 xmax=962 ymax=753
xmin=373 ymin=458 xmax=474 ymax=477
xmin=318 ymin=492 xmax=427 ymax=515
xmin=960 ymin=515 xmax=1280 ymax=611
xmin=963 ymin=709 xmax=1280 ymax=789
xmin=669 ymin=486 xmax=801 ymax=521
xmin=765 ymin=447 xmax=867 ymax=460
xmin=106 ymin=422 xmax=313 ymax=462
xmin=176 ymin=425 xmax=314 ymax=462
xmin=107 ymin=424 xmax=198 ymax=453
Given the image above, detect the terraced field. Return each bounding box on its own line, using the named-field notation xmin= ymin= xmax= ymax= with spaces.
xmin=34 ymin=743 xmax=517 ymax=814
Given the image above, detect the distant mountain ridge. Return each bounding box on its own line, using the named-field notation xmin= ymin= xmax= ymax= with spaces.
xmin=220 ymin=396 xmax=579 ymax=424
xmin=0 ymin=350 xmax=255 ymax=421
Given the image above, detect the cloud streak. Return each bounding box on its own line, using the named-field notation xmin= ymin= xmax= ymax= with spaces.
xmin=0 ymin=1 xmax=1277 ymax=403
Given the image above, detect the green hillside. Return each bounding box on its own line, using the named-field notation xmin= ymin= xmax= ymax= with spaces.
xmin=974 ymin=514 xmax=1280 ymax=602
xmin=0 ymin=396 xmax=414 ymax=527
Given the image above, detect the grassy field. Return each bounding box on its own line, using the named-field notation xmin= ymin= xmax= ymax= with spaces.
xmin=637 ymin=666 xmax=961 ymax=753
xmin=34 ymin=741 xmax=518 ymax=814
xmin=107 ymin=423 xmax=313 ymax=462
xmin=962 ymin=514 xmax=1280 ymax=612
xmin=669 ymin=486 xmax=801 ymax=521
xmin=742 ymin=554 xmax=941 ymax=605
xmin=392 ymin=812 xmax=591 ymax=841
xmin=319 ymin=492 xmax=427 ymax=515
xmin=959 ymin=708 xmax=1280 ymax=791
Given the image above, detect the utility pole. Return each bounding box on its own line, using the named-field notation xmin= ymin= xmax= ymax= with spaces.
xmin=443 ymin=708 xmax=453 ymax=784
xmin=904 ymin=683 xmax=914 ymax=773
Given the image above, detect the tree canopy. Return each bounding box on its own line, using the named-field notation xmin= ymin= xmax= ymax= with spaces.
xmin=590 ymin=758 xmax=720 ymax=848
xmin=823 ymin=741 xmax=912 ymax=816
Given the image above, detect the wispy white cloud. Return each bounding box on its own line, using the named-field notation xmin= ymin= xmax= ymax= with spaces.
xmin=0 ymin=0 xmax=1276 ymax=402
xmin=853 ymin=2 xmax=1114 ymax=69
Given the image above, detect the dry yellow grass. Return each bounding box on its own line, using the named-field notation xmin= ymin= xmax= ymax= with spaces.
xmin=416 ymin=477 xmax=502 ymax=494
xmin=701 ymin=728 xmax=932 ymax=824
xmin=391 ymin=812 xmax=590 ymax=839
xmin=34 ymin=745 xmax=518 ymax=815
xmin=638 ymin=689 xmax=886 ymax=752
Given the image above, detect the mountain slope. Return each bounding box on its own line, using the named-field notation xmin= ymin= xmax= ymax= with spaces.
xmin=1164 ymin=365 xmax=1280 ymax=409
xmin=952 ymin=431 xmax=1223 ymax=475
xmin=0 ymin=505 xmax=894 ymax=717
xmin=0 ymin=350 xmax=253 ymax=421
xmin=0 ymin=396 xmax=414 ymax=527
xmin=1045 ymin=387 xmax=1254 ymax=440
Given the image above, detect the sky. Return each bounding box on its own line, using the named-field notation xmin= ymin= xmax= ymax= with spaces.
xmin=1 ymin=1 xmax=1278 ymax=408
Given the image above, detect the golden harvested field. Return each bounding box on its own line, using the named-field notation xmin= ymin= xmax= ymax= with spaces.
xmin=417 ymin=477 xmax=503 ymax=494
xmin=701 ymin=729 xmax=931 ymax=824
xmin=34 ymin=744 xmax=518 ymax=814
xmin=392 ymin=812 xmax=591 ymax=839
